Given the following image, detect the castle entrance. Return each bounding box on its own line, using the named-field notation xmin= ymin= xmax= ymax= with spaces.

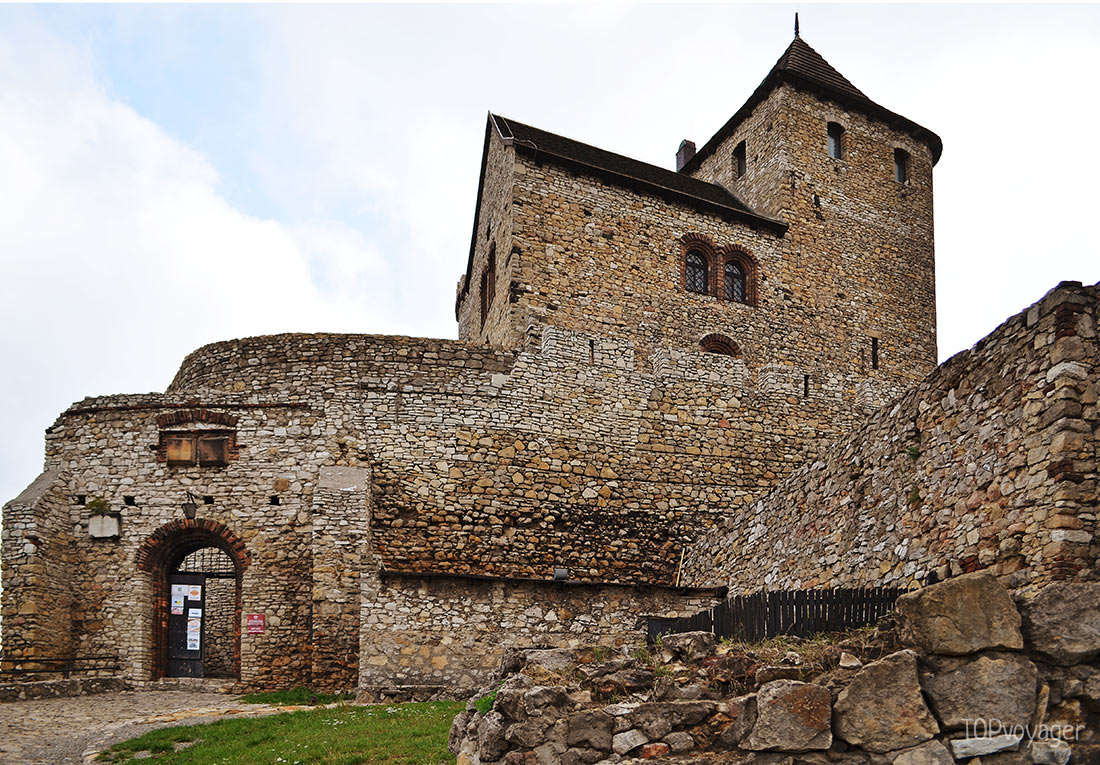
xmin=167 ymin=546 xmax=238 ymax=678
xmin=136 ymin=519 xmax=250 ymax=681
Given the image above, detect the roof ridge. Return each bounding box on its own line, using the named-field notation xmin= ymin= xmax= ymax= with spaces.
xmin=490 ymin=114 xmax=783 ymax=228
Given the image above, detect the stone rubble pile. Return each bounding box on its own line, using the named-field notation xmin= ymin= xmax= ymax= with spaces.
xmin=450 ymin=572 xmax=1100 ymax=764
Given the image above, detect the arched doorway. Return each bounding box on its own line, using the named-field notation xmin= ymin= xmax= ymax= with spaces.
xmin=136 ymin=520 xmax=250 ymax=680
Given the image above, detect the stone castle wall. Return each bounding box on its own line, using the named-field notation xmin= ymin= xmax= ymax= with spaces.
xmin=0 ymin=471 xmax=76 ymax=664
xmin=5 ymin=324 xmax=846 ymax=691
xmin=358 ymin=574 xmax=719 ymax=693
xmin=681 ymin=281 xmax=1099 ymax=595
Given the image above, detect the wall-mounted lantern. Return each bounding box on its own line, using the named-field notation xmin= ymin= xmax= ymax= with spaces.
xmin=182 ymin=491 xmax=198 ymax=520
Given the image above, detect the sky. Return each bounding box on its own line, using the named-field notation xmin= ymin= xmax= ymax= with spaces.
xmin=1 ymin=3 xmax=1099 ymax=506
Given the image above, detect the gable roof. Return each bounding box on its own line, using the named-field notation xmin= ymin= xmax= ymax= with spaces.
xmin=495 ymin=115 xmax=780 ymax=220
xmin=458 ymin=114 xmax=787 ymax=303
xmin=679 ymin=36 xmax=943 ymax=175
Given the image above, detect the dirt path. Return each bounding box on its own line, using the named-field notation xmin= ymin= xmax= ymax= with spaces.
xmin=0 ymin=690 xmax=310 ymax=764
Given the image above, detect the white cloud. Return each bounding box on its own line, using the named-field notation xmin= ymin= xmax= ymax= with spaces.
xmin=0 ymin=13 xmax=383 ymax=503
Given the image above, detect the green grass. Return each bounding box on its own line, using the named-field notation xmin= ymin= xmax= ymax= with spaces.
xmin=239 ymin=686 xmax=355 ymax=705
xmin=96 ymin=701 xmax=465 ymax=764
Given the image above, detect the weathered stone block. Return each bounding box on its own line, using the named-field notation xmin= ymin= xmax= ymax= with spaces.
xmin=833 ymin=650 xmax=938 ymax=752
xmin=742 ymin=680 xmax=831 ymax=752
xmin=895 ymin=571 xmax=1023 ymax=655
xmin=920 ymin=652 xmax=1037 ymax=731
xmin=1020 ymin=582 xmax=1100 ymax=665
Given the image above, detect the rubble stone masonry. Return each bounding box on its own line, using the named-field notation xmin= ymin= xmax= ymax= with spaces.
xmin=681 ymin=281 xmax=1099 ymax=594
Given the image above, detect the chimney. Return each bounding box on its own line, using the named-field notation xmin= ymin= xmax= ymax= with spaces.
xmin=676 ymin=140 xmax=696 ymax=172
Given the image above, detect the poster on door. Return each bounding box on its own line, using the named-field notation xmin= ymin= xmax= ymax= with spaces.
xmin=187 ymin=584 xmax=202 ymax=601
xmin=171 ymin=584 xmax=186 ymax=615
xmin=186 ymin=616 xmax=201 ymax=651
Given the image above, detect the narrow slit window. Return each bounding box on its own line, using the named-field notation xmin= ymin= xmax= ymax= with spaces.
xmin=685 ymin=251 xmax=708 ymax=294
xmin=894 ymin=148 xmax=910 ymax=183
xmin=827 ymin=122 xmax=844 ymax=160
xmin=871 ymin=337 xmax=880 ymax=370
xmin=479 ymin=270 xmax=489 ymax=329
xmin=803 ymin=374 xmax=810 ymax=398
xmin=732 ymin=141 xmax=746 ymax=179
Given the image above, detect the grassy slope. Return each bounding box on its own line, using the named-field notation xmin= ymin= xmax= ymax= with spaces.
xmin=97 ymin=701 xmax=465 ymax=765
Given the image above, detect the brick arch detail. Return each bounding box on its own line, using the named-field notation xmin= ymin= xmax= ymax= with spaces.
xmin=137 ymin=519 xmax=249 ymax=680
xmin=136 ymin=519 xmax=251 ymax=573
xmin=155 ymin=409 xmax=239 ymax=429
xmin=679 ymin=234 xmax=719 ymax=295
xmin=717 ymin=244 xmax=759 ymax=306
xmin=700 ymin=333 xmax=741 ymax=357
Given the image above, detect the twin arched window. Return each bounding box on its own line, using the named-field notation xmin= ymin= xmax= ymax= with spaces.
xmin=681 ymin=237 xmax=755 ymax=305
xmin=724 ymin=262 xmax=745 ymax=302
xmin=685 ymin=251 xmax=708 ymax=294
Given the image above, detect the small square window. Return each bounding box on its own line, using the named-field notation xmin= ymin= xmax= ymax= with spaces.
xmin=165 ymin=435 xmax=196 ymax=466
xmin=197 ymin=436 xmax=229 ymax=467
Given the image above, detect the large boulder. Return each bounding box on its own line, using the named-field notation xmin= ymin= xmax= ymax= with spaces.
xmin=833 ymin=650 xmax=939 ymax=752
xmin=742 ymin=680 xmax=832 ymax=752
xmin=628 ymin=700 xmax=714 ymax=739
xmin=716 ymin=695 xmax=757 ymax=748
xmin=564 ymin=710 xmax=614 ymax=751
xmin=1019 ymin=581 xmax=1100 ymax=665
xmin=890 ymin=739 xmax=955 ymax=765
xmin=895 ymin=571 xmax=1023 ymax=655
xmin=920 ymin=651 xmax=1038 ymax=731
xmin=478 ymin=710 xmax=509 ymax=762
xmin=660 ymin=631 xmax=716 ymax=662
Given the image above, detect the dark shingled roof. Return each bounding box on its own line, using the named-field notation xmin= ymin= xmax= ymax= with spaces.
xmin=679 ymin=36 xmax=943 ymax=175
xmin=458 ymin=114 xmax=787 ymax=303
xmin=491 ymin=114 xmax=785 ymax=231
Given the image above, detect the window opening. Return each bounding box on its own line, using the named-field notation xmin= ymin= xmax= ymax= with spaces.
xmin=827 ymin=122 xmax=844 ymax=160
xmin=871 ymin=337 xmax=880 ymax=370
xmin=724 ymin=261 xmax=746 ymax=302
xmin=733 ymin=141 xmax=746 ymax=179
xmin=685 ymin=250 xmax=709 ymax=294
xmin=894 ymin=148 xmax=909 ymax=183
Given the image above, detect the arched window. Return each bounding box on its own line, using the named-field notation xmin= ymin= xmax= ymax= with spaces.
xmin=724 ymin=261 xmax=746 ymax=303
xmin=700 ymin=333 xmax=740 ymax=356
xmin=685 ymin=250 xmax=708 ymax=294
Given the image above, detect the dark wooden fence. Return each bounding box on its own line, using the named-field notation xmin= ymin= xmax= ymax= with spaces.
xmin=649 ymin=586 xmax=903 ymax=643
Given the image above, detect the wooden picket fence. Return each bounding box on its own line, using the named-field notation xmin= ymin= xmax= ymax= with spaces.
xmin=649 ymin=586 xmax=903 ymax=644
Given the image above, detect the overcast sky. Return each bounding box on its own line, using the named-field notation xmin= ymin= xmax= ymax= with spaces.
xmin=2 ymin=3 xmax=1099 ymax=506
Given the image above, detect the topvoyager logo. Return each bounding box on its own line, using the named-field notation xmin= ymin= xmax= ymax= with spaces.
xmin=964 ymin=718 xmax=1084 ymax=742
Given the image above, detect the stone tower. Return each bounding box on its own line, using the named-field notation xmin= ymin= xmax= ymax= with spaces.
xmin=680 ymin=34 xmax=941 ymax=391
xmin=456 ymin=34 xmax=942 ymax=409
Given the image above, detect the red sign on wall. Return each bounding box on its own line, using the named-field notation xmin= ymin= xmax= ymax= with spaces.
xmin=246 ymin=613 xmax=265 ymax=634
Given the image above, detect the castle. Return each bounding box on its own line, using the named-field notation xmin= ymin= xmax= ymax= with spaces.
xmin=2 ymin=33 xmax=1096 ymax=695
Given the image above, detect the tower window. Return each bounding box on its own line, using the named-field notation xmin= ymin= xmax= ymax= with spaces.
xmin=724 ymin=261 xmax=746 ymax=303
xmin=827 ymin=122 xmax=844 ymax=160
xmin=894 ymin=148 xmax=910 ymax=183
xmin=732 ymin=141 xmax=747 ymax=179
xmin=685 ymin=250 xmax=709 ymax=294
xmin=479 ymin=271 xmax=489 ymax=328
xmin=486 ymin=245 xmax=496 ymax=309
xmin=479 ymin=244 xmax=496 ymax=331
xmin=871 ymin=337 xmax=880 ymax=370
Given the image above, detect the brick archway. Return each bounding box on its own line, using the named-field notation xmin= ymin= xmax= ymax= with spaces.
xmin=137 ymin=519 xmax=250 ymax=680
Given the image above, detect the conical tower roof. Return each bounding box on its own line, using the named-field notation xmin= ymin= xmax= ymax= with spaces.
xmin=679 ymin=35 xmax=942 ymax=174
